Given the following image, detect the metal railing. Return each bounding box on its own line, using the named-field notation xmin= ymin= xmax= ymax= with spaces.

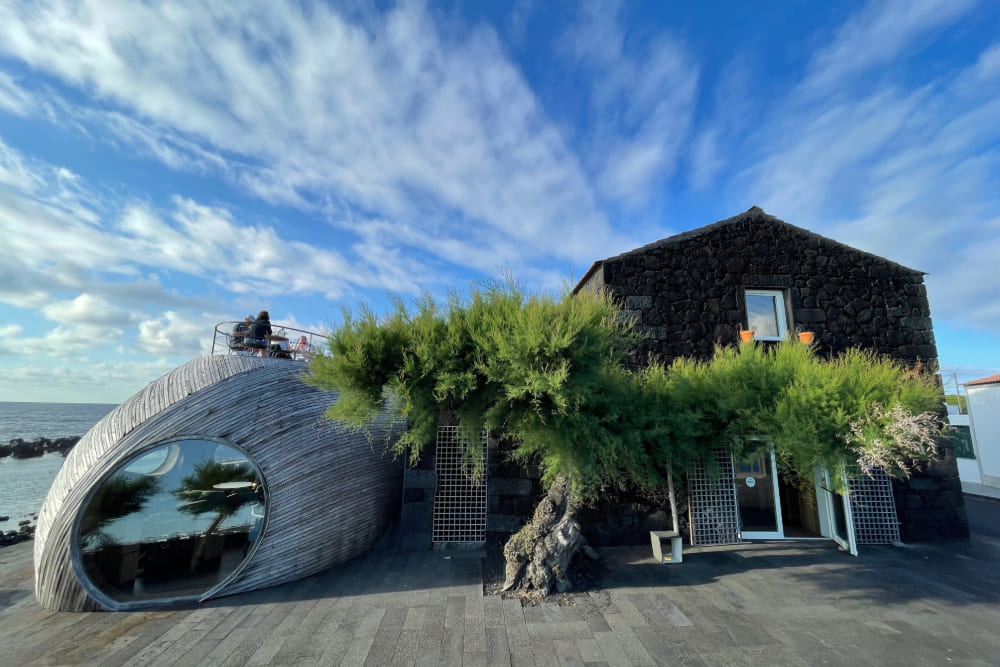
xmin=211 ymin=321 xmax=331 ymax=359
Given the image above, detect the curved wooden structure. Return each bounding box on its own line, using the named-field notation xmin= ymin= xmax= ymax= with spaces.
xmin=35 ymin=356 xmax=404 ymax=611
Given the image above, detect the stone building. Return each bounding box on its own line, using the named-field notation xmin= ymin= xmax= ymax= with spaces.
xmin=401 ymin=207 xmax=967 ymax=555
xmin=571 ymin=206 xmax=967 ymax=546
xmin=573 ymin=206 xmax=936 ymax=366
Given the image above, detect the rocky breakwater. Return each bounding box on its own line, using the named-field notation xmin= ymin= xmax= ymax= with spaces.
xmin=0 ymin=435 xmax=80 ymax=548
xmin=0 ymin=435 xmax=81 ymax=459
xmin=0 ymin=517 xmax=36 ymax=547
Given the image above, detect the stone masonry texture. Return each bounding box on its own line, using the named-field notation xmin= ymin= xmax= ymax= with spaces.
xmin=576 ymin=207 xmax=968 ymax=543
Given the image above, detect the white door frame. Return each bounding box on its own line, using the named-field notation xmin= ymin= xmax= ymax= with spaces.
xmin=819 ymin=469 xmax=858 ymax=556
xmin=739 ymin=448 xmax=785 ymax=540
xmin=731 ymin=447 xmax=858 ymax=555
xmin=736 ymin=451 xmax=857 ymax=556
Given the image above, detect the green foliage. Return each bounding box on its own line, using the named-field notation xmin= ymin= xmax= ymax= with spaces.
xmin=944 ymin=394 xmax=967 ymax=413
xmin=309 ymin=280 xmax=946 ymax=501
xmin=665 ymin=341 xmax=945 ymax=489
xmin=310 ymin=279 xmax=689 ymax=499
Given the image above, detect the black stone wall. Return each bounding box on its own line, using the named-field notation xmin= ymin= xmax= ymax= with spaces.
xmin=399 ymin=434 xmax=547 ymax=549
xmin=582 ymin=209 xmax=967 ymax=542
xmin=586 ymin=211 xmax=937 ymax=367
xmin=399 ymin=447 xmax=436 ymax=551
xmin=577 ymin=484 xmax=690 ymax=546
xmin=486 ymin=446 xmax=545 ymax=535
xmin=892 ymin=443 xmax=969 ymax=542
xmin=401 ymin=434 xmax=683 ymax=548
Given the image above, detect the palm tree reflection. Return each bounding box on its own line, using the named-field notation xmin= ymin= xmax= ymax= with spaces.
xmin=173 ymin=460 xmax=261 ymax=572
xmin=79 ymin=476 xmax=161 ymax=548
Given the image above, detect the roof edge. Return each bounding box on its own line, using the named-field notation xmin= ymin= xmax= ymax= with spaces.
xmin=571 ymin=261 xmax=604 ymax=295
xmin=571 ymin=207 xmax=927 ymax=289
xmin=964 ymin=372 xmax=1000 ymax=387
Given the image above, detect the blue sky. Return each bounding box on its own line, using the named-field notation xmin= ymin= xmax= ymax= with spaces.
xmin=0 ymin=0 xmax=998 ymax=403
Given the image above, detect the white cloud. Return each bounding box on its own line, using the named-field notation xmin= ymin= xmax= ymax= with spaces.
xmin=801 ymin=0 xmax=977 ymax=95
xmin=0 ymin=69 xmax=34 ymax=116
xmin=0 ymin=359 xmax=179 ymax=403
xmin=508 ymin=0 xmax=535 ymax=45
xmin=0 ymin=0 xmax=625 ymax=264
xmin=0 ymin=323 xmax=24 ymax=339
xmin=685 ymin=54 xmax=757 ymax=194
xmin=974 ymin=42 xmax=1000 ymax=81
xmin=41 ymin=293 xmax=137 ymax=327
xmin=560 ymin=0 xmax=699 ymax=207
xmin=0 ymin=136 xmax=44 ymax=191
xmin=688 ymin=128 xmax=722 ymax=192
xmin=690 ymin=1 xmax=1000 ymax=336
xmin=0 ymin=139 xmax=428 ymax=307
xmin=135 ymin=311 xmax=216 ymax=357
xmin=21 ymin=323 xmax=124 ymax=358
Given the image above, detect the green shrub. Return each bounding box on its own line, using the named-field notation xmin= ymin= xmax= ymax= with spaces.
xmin=310 ymin=281 xmax=946 ymax=499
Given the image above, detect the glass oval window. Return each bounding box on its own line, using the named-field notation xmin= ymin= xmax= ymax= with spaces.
xmin=76 ymin=439 xmax=266 ymax=604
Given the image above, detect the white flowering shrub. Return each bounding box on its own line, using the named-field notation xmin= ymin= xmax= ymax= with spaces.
xmin=848 ymin=403 xmax=944 ymax=478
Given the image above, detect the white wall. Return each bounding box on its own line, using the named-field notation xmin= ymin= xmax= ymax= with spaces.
xmin=947 ymin=415 xmax=982 ymax=485
xmin=967 ymin=384 xmax=1000 ymax=493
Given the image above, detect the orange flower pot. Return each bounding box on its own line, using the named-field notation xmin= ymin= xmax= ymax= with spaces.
xmin=739 ymin=330 xmax=755 ymax=342
xmin=797 ymin=331 xmax=815 ymax=344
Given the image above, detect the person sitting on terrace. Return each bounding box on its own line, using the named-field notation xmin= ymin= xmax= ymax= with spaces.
xmin=247 ymin=310 xmax=272 ymax=358
xmin=230 ymin=316 xmax=252 ymax=352
xmin=293 ymin=335 xmax=316 ymax=359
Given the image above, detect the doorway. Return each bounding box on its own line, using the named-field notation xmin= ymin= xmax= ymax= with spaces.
xmin=735 ymin=447 xmax=857 ymax=554
xmin=778 ymin=470 xmax=822 ymax=538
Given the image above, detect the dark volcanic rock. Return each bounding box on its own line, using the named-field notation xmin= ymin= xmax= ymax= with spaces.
xmin=5 ymin=436 xmax=80 ymax=459
xmin=51 ymin=436 xmax=80 ymax=456
xmin=0 ymin=519 xmax=35 ymax=548
xmin=577 ymin=208 xmax=939 ymax=369
xmin=11 ymin=439 xmax=44 ymax=459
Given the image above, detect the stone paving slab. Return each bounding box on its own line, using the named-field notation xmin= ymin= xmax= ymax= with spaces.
xmin=3 ymin=531 xmax=1000 ymax=666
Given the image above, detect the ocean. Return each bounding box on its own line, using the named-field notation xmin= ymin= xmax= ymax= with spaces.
xmin=0 ymin=401 xmax=118 ymax=525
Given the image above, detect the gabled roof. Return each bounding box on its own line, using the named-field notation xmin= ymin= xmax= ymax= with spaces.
xmin=572 ymin=206 xmax=925 ymax=294
xmin=965 ymin=373 xmax=1000 ymax=387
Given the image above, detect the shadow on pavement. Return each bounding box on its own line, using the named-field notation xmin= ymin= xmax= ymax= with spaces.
xmin=594 ymin=537 xmax=1000 ymax=607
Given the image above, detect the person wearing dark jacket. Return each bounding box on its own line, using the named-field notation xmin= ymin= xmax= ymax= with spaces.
xmin=231 ymin=315 xmax=252 ymax=352
xmin=248 ymin=310 xmax=272 ymax=357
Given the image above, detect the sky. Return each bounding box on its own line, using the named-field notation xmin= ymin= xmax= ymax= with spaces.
xmin=0 ymin=0 xmax=998 ymax=404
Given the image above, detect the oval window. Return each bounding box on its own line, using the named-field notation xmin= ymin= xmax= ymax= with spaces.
xmin=76 ymin=439 xmax=266 ymax=605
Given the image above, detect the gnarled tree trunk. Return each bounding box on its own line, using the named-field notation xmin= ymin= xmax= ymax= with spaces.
xmin=500 ymin=476 xmax=598 ymax=596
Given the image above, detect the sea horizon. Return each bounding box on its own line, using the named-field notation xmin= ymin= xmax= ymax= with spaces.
xmin=1 ymin=401 xmax=119 ymax=524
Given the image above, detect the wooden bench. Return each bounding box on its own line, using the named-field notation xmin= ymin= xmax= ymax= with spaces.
xmin=650 ymin=530 xmax=683 ymax=564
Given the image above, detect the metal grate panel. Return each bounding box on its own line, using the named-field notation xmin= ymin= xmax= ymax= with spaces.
xmin=848 ymin=467 xmax=900 ymax=545
xmin=432 ymin=426 xmax=487 ymax=544
xmin=687 ymin=448 xmax=742 ymax=546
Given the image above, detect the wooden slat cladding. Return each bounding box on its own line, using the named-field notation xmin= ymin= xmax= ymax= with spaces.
xmin=34 ymin=356 xmax=405 ymax=611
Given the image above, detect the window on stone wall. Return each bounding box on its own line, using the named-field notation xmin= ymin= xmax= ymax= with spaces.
xmin=745 ymin=289 xmax=788 ymax=340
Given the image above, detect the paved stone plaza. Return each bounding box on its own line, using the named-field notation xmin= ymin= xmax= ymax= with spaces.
xmin=2 ymin=501 xmax=999 ymax=666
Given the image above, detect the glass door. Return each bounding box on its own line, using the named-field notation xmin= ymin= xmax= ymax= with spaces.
xmin=822 ymin=470 xmax=858 ymax=556
xmin=737 ymin=449 xmax=784 ymax=539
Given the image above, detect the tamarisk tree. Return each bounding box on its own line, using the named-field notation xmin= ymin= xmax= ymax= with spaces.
xmin=308 ymin=280 xmax=947 ymax=596
xmin=308 ymin=281 xmax=693 ymax=595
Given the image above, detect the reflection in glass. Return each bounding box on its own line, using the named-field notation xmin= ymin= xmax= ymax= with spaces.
xmin=77 ymin=440 xmax=265 ymax=603
xmin=746 ymin=294 xmax=780 ymax=338
xmin=737 ymin=454 xmax=778 ymax=532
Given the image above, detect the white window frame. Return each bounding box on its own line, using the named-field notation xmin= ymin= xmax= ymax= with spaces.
xmin=744 ymin=289 xmax=788 ymax=341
